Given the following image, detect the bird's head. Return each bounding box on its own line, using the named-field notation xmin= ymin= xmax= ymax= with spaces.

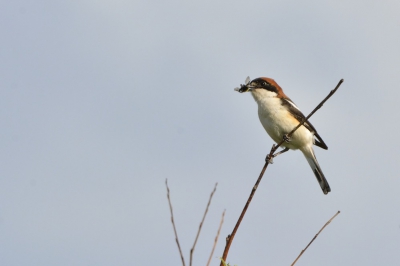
xmin=235 ymin=77 xmax=287 ymax=100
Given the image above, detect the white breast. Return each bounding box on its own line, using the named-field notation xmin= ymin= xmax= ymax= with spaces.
xmin=251 ymin=90 xmax=313 ymax=150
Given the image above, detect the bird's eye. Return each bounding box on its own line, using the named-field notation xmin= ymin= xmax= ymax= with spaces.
xmin=262 ymin=81 xmax=267 ymax=86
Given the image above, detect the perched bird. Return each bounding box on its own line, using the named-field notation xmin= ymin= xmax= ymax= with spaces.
xmin=235 ymin=77 xmax=331 ymax=194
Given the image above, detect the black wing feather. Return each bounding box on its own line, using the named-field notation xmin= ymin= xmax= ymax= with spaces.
xmin=281 ymin=98 xmax=328 ymax=150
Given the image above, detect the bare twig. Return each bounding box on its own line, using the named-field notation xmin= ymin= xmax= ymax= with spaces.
xmin=165 ymin=179 xmax=186 ymax=266
xmin=190 ymin=183 xmax=218 ymax=266
xmin=206 ymin=210 xmax=225 ymax=266
xmin=220 ymin=159 xmax=270 ymax=265
xmin=291 ymin=211 xmax=341 ymax=266
xmin=271 ymin=79 xmax=344 ymax=157
xmin=220 ymin=79 xmax=344 ymax=265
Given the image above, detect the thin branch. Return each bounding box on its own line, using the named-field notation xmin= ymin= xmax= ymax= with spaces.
xmin=220 ymin=160 xmax=270 ymax=265
xmin=271 ymin=79 xmax=344 ymax=157
xmin=190 ymin=183 xmax=218 ymax=266
xmin=165 ymin=179 xmax=186 ymax=266
xmin=291 ymin=210 xmax=341 ymax=266
xmin=206 ymin=210 xmax=225 ymax=266
xmin=220 ymin=79 xmax=344 ymax=265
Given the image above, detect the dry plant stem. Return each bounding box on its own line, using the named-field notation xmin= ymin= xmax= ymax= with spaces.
xmin=190 ymin=183 xmax=218 ymax=266
xmin=220 ymin=161 xmax=270 ymax=265
xmin=271 ymin=79 xmax=344 ymax=156
xmin=165 ymin=179 xmax=186 ymax=266
xmin=220 ymin=79 xmax=344 ymax=265
xmin=291 ymin=211 xmax=341 ymax=266
xmin=206 ymin=210 xmax=225 ymax=266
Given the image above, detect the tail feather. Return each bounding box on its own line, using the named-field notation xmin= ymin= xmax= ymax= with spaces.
xmin=302 ymin=147 xmax=331 ymax=194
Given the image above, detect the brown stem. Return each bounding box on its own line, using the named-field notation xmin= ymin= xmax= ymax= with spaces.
xmin=220 ymin=161 xmax=270 ymax=265
xmin=206 ymin=210 xmax=225 ymax=266
xmin=291 ymin=211 xmax=341 ymax=266
xmin=190 ymin=183 xmax=218 ymax=266
xmin=165 ymin=179 xmax=186 ymax=266
xmin=273 ymin=79 xmax=344 ymax=155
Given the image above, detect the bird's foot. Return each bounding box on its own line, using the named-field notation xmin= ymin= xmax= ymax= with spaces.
xmin=283 ymin=134 xmax=291 ymax=143
xmin=265 ymin=154 xmax=274 ymax=164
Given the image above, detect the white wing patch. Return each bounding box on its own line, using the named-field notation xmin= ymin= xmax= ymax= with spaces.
xmin=285 ymin=99 xmax=301 ymax=111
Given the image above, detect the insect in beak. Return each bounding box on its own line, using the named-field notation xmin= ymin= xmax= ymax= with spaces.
xmin=234 ymin=76 xmax=253 ymax=93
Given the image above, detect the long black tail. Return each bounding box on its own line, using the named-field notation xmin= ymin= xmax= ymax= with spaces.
xmin=302 ymin=146 xmax=331 ymax=194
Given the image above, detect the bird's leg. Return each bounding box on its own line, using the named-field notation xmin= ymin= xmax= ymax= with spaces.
xmin=272 ymin=147 xmax=289 ymax=159
xmin=266 ymin=147 xmax=290 ymax=164
xmin=266 ymin=145 xmax=290 ymax=164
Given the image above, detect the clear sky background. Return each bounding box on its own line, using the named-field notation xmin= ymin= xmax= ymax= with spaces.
xmin=1 ymin=1 xmax=400 ymax=265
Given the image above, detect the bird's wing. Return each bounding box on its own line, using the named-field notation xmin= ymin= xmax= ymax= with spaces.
xmin=281 ymin=98 xmax=328 ymax=150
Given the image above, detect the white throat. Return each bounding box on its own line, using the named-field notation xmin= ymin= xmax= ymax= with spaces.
xmin=250 ymin=89 xmax=279 ymax=105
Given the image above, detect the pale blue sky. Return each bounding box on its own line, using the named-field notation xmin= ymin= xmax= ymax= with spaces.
xmin=1 ymin=1 xmax=400 ymax=265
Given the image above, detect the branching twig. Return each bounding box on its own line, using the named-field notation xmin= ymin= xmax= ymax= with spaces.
xmin=291 ymin=210 xmax=341 ymax=266
xmin=206 ymin=210 xmax=225 ymax=266
xmin=166 ymin=179 xmax=186 ymax=266
xmin=190 ymin=183 xmax=218 ymax=266
xmin=220 ymin=79 xmax=344 ymax=265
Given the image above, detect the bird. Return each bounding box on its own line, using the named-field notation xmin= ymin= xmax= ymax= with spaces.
xmin=235 ymin=77 xmax=331 ymax=194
